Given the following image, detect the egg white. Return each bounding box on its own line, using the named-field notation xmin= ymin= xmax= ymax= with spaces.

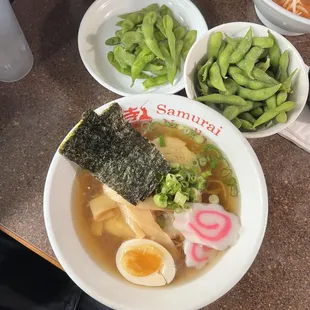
xmin=116 ymin=239 xmax=176 ymax=287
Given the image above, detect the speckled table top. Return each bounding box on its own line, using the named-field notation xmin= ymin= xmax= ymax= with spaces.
xmin=0 ymin=0 xmax=309 ymax=309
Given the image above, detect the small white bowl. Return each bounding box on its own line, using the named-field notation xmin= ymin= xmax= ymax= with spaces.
xmin=78 ymin=0 xmax=208 ymax=96
xmin=184 ymin=22 xmax=309 ymax=139
xmin=253 ymin=0 xmax=310 ymax=36
xmin=44 ymin=94 xmax=268 ymax=310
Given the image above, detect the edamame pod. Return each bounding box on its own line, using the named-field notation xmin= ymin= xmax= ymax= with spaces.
xmin=240 ymin=119 xmax=256 ymax=131
xmin=250 ymin=107 xmax=264 ymax=118
xmin=160 ymin=45 xmax=177 ymax=85
xmin=198 ymin=57 xmax=214 ymax=82
xmin=232 ymin=118 xmax=242 ymax=129
xmin=275 ymin=101 xmax=296 ymax=112
xmin=196 ymin=94 xmax=247 ymax=106
xmin=209 ymin=62 xmax=227 ymax=92
xmin=226 ymin=37 xmax=240 ymax=49
xmin=276 ymin=91 xmax=288 ymax=106
xmin=143 ymin=75 xmax=168 ymax=89
xmin=238 ymin=83 xmax=282 ymax=101
xmin=276 ymin=112 xmax=287 ymax=123
xmin=280 ymin=68 xmax=298 ymax=93
xmin=220 ymin=78 xmax=239 ymax=96
xmin=207 ymin=32 xmax=223 ymax=60
xmin=239 ymin=112 xmax=256 ymax=124
xmin=266 ymin=95 xmax=277 ymax=110
xmin=254 ymin=110 xmax=279 ymax=128
xmin=252 ymin=37 xmax=274 ymax=48
xmin=230 ymin=27 xmax=252 ymax=64
xmin=252 ymin=67 xmax=279 ymax=85
xmin=255 ymin=57 xmax=270 ymax=72
xmin=163 ymin=15 xmax=176 ymax=60
xmin=174 ymin=26 xmax=187 ymax=40
xmin=277 ymin=50 xmax=290 ymax=82
xmin=218 ymin=44 xmax=233 ymax=78
xmin=113 ymin=46 xmax=136 ymax=67
xmin=121 ymin=31 xmax=144 ymax=49
xmin=268 ymin=30 xmax=281 ymax=74
xmin=142 ymin=12 xmax=164 ymax=59
xmin=237 ymin=46 xmax=264 ymax=79
xmin=181 ymin=30 xmax=197 ymax=60
xmin=105 ymin=37 xmax=121 ymax=45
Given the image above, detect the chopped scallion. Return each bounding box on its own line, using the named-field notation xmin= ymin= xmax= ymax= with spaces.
xmin=159 ymin=134 xmax=166 ymax=147
xmin=194 ymin=134 xmax=204 ymax=144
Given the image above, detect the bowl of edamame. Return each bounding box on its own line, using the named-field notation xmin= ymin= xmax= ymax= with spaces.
xmin=184 ymin=22 xmax=309 ymax=138
xmin=78 ymin=0 xmax=208 ymax=96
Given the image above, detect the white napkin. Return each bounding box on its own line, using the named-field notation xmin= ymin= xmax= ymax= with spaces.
xmin=279 ymin=105 xmax=310 ymax=153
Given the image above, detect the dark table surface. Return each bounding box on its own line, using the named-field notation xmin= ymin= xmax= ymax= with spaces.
xmin=0 ymin=0 xmax=309 ymax=309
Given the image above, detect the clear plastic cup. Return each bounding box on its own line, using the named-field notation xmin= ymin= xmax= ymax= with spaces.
xmin=0 ymin=0 xmax=34 ymax=82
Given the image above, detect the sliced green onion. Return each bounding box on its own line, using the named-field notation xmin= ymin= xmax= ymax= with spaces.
xmin=201 ymin=170 xmax=212 ymax=178
xmin=209 ymin=194 xmax=219 ymax=204
xmin=154 ymin=194 xmax=168 ymax=208
xmin=194 ymin=134 xmax=205 ymax=144
xmin=189 ymin=187 xmax=200 ymax=201
xmin=174 ymin=191 xmax=188 ymax=207
xmin=159 ymin=134 xmax=166 ymax=147
xmin=199 ymin=157 xmax=207 ymax=167
xmin=210 ymin=159 xmax=218 ymax=169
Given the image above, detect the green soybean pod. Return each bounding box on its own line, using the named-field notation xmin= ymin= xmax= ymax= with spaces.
xmin=268 ymin=30 xmax=281 ymax=74
xmin=232 ymin=117 xmax=242 ymax=129
xmin=223 ymin=105 xmax=241 ymax=120
xmin=207 ymin=32 xmax=223 ymax=60
xmin=220 ymin=78 xmax=239 ymax=96
xmin=142 ymin=12 xmax=164 ymax=59
xmin=121 ymin=19 xmax=135 ymax=34
xmin=160 ymin=5 xmax=180 ymax=28
xmin=174 ymin=26 xmax=187 ymax=40
xmin=196 ymin=94 xmax=247 ymax=106
xmin=255 ymin=57 xmax=270 ymax=72
xmin=238 ymin=83 xmax=282 ymax=101
xmin=218 ymin=40 xmax=227 ymax=56
xmin=181 ymin=30 xmax=197 ymax=60
xmin=266 ymin=69 xmax=275 ymax=78
xmin=160 ymin=45 xmax=177 ymax=85
xmin=143 ymin=75 xmax=168 ymax=89
xmin=131 ymin=49 xmax=156 ymax=86
xmin=154 ymin=31 xmax=166 ymax=41
xmin=198 ymin=57 xmax=213 ymax=82
xmin=239 ymin=112 xmax=256 ymax=124
xmin=237 ymin=46 xmax=264 ymax=79
xmin=277 ymin=50 xmax=290 ymax=82
xmin=275 ymin=101 xmax=296 ymax=112
xmin=250 ymin=107 xmax=264 ymax=118
xmin=258 ymin=48 xmax=269 ymax=60
xmin=277 ymin=91 xmax=288 ymax=106
xmin=105 ymin=37 xmax=121 ymax=45
xmin=155 ymin=15 xmax=166 ymax=38
xmin=230 ymin=27 xmax=252 ymax=64
xmin=144 ymin=63 xmax=166 ymax=75
xmin=163 ymin=15 xmax=176 ymax=61
xmin=276 ymin=112 xmax=288 ymax=123
xmin=175 ymin=39 xmax=184 ymax=69
xmin=121 ymin=31 xmax=144 ymax=49
xmin=240 ymin=119 xmax=256 ymax=131
xmin=252 ymin=37 xmax=274 ymax=48
xmin=113 ymin=46 xmax=136 ymax=67
xmin=266 ymin=95 xmax=277 ymax=110
xmin=253 ymin=110 xmax=279 ymax=128
xmin=218 ymin=43 xmax=234 ymax=78
xmin=209 ymin=62 xmax=227 ymax=92
xmin=280 ymin=68 xmax=298 ymax=93
xmin=115 ymin=30 xmax=123 ymax=38
xmin=252 ymin=67 xmax=279 ymax=85
xmin=226 ymin=37 xmax=240 ymax=49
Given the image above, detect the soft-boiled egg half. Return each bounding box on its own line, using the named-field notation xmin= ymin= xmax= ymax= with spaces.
xmin=116 ymin=239 xmax=176 ymax=286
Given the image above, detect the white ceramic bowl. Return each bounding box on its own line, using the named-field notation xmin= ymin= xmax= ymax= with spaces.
xmin=184 ymin=22 xmax=309 ymax=139
xmin=44 ymin=94 xmax=268 ymax=310
xmin=253 ymin=0 xmax=310 ymax=36
xmin=78 ymin=0 xmax=208 ymax=96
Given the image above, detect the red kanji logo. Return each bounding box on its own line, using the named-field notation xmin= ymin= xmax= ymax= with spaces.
xmin=123 ymin=105 xmax=152 ymax=122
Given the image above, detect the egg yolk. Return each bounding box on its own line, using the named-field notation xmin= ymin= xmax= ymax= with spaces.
xmin=121 ymin=245 xmax=163 ymax=277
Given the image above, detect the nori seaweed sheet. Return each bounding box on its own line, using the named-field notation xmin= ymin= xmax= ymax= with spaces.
xmin=59 ymin=103 xmax=170 ymax=204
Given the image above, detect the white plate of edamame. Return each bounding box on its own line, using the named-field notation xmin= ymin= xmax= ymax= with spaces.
xmin=78 ymin=0 xmax=208 ymax=96
xmin=184 ymin=22 xmax=309 ymax=138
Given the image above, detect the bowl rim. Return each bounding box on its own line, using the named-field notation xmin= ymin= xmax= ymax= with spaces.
xmin=77 ymin=0 xmax=208 ymax=96
xmin=183 ymin=21 xmax=309 ymax=139
xmin=44 ymin=94 xmax=269 ymax=310
xmin=259 ymin=0 xmax=310 ymax=25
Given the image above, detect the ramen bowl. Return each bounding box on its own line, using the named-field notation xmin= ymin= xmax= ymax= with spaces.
xmin=44 ymin=94 xmax=268 ymax=310
xmin=184 ymin=22 xmax=309 ymax=139
xmin=253 ymin=0 xmax=310 ymax=35
xmin=78 ymin=0 xmax=208 ymax=96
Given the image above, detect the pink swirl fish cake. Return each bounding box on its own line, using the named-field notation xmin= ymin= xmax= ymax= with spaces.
xmin=183 ymin=240 xmax=217 ymax=269
xmin=174 ymin=203 xmax=241 ymax=251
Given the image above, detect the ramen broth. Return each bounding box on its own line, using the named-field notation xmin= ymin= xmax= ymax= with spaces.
xmin=72 ymin=121 xmax=240 ymax=285
xmin=273 ymin=0 xmax=310 ymax=18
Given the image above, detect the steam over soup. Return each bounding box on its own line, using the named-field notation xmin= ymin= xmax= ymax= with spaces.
xmin=71 ymin=120 xmax=241 ymax=286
